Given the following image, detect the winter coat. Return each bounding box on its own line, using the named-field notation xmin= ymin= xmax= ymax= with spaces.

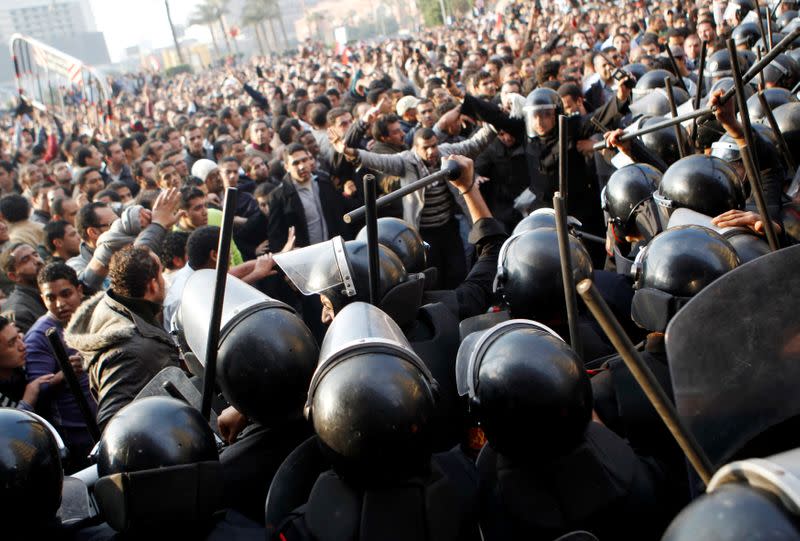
xmin=65 ymin=291 xmax=180 ymax=430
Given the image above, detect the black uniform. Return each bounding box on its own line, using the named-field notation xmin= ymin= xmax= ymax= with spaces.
xmin=460 ymin=94 xmax=627 ymax=237
xmin=477 ymin=422 xmax=671 ymax=541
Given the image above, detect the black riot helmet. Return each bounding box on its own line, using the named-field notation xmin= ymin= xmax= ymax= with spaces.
xmin=94 ymin=397 xmax=223 ymax=534
xmin=495 ymin=228 xmax=593 ymax=323
xmin=523 ymin=87 xmax=562 ymax=138
xmin=180 ymin=271 xmax=319 ymax=427
xmin=629 ymin=86 xmax=690 ymax=117
xmin=622 ymin=62 xmax=650 ymax=82
xmin=654 ymin=155 xmax=745 ymax=221
xmin=711 ymin=124 xmax=785 ymax=187
xmin=664 ymin=484 xmax=800 ymax=540
xmin=762 ymin=54 xmax=800 ymax=89
xmin=777 ymin=9 xmax=800 ymax=30
xmin=666 ymin=207 xmax=771 ymax=264
xmin=746 ymin=87 xmax=797 ymax=123
xmin=732 ymin=22 xmax=762 ymax=48
xmin=663 ymin=448 xmax=800 ymax=541
xmin=630 ymin=225 xmax=739 ymax=331
xmin=705 ymin=50 xmax=750 ymax=82
xmin=0 ymin=409 xmax=64 ymax=524
xmin=770 ymin=101 xmax=800 ymax=158
xmin=631 ymin=69 xmax=679 ymax=100
xmin=275 ymin=236 xmax=425 ymax=328
xmin=631 ymin=115 xmax=691 ymax=166
xmin=356 ymin=217 xmax=427 ymax=273
xmin=602 ymin=163 xmax=662 ymax=234
xmin=306 ymin=302 xmax=437 ymax=483
xmin=97 ymin=396 xmax=218 ymax=477
xmin=456 ymin=320 xmax=592 ymax=460
xmin=512 ymin=207 xmax=582 ymax=235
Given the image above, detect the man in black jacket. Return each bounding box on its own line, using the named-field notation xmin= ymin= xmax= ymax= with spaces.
xmin=269 ymin=143 xmax=357 ymax=250
xmin=1 ymin=243 xmax=46 ymax=334
xmin=475 ymin=129 xmax=529 ymax=232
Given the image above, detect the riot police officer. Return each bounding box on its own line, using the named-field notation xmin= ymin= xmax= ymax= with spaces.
xmin=455 ymin=320 xmax=668 ymax=540
xmin=601 ymin=163 xmax=664 ymax=275
xmin=179 ymin=272 xmax=320 ymax=523
xmin=92 ymin=396 xmax=223 ymax=538
xmin=591 ymin=226 xmax=740 ymax=512
xmin=494 ymin=226 xmax=625 ymax=361
xmin=267 ymin=303 xmax=481 ymax=541
xmin=663 ymin=448 xmax=800 ymax=540
xmin=0 ymin=408 xmax=65 ymax=540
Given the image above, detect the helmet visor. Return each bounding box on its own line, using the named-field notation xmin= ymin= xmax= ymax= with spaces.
xmin=523 ymin=105 xmax=557 ymax=138
xmin=653 ymin=190 xmax=677 ymax=226
xmin=274 ymin=236 xmax=356 ymax=297
xmin=710 ymin=140 xmax=741 ymax=162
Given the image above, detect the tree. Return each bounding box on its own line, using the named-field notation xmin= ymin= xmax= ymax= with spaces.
xmin=189 ymin=1 xmax=222 ymax=60
xmin=164 ymin=0 xmax=186 ymax=64
xmin=212 ymin=0 xmax=234 ymax=56
xmin=242 ymin=0 xmax=271 ymax=55
xmin=264 ymin=0 xmax=290 ymax=50
xmin=416 ymin=0 xmax=444 ymax=26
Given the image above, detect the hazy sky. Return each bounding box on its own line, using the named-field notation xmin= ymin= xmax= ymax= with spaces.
xmin=89 ymin=0 xmax=211 ymax=62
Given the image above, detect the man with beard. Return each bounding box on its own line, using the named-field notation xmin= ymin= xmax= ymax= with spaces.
xmin=65 ymin=246 xmax=180 ymax=431
xmin=74 ymin=166 xmax=106 ymax=204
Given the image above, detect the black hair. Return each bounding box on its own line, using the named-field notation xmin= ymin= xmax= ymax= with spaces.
xmin=180 ymin=186 xmax=205 ymax=210
xmin=0 ymin=194 xmax=30 ymax=223
xmin=187 ymin=226 xmax=220 ymax=269
xmin=43 ymin=220 xmax=71 ymax=253
xmin=109 ymin=245 xmax=161 ymax=298
xmin=372 ymin=114 xmax=402 ymax=141
xmin=159 ymin=231 xmax=189 ymax=270
xmin=37 ymin=261 xmax=79 ymax=288
xmin=75 ymin=201 xmax=109 ymax=241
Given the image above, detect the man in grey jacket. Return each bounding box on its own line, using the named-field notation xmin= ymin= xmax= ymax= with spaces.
xmin=332 ymin=113 xmax=495 ymax=288
xmin=66 ymin=245 xmax=180 ymax=431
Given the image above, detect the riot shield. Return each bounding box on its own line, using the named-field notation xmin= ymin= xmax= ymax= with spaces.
xmin=666 ymin=244 xmax=800 ymax=467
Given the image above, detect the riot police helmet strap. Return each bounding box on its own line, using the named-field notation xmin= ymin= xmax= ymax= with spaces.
xmin=631 ymin=243 xmax=648 ymax=284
